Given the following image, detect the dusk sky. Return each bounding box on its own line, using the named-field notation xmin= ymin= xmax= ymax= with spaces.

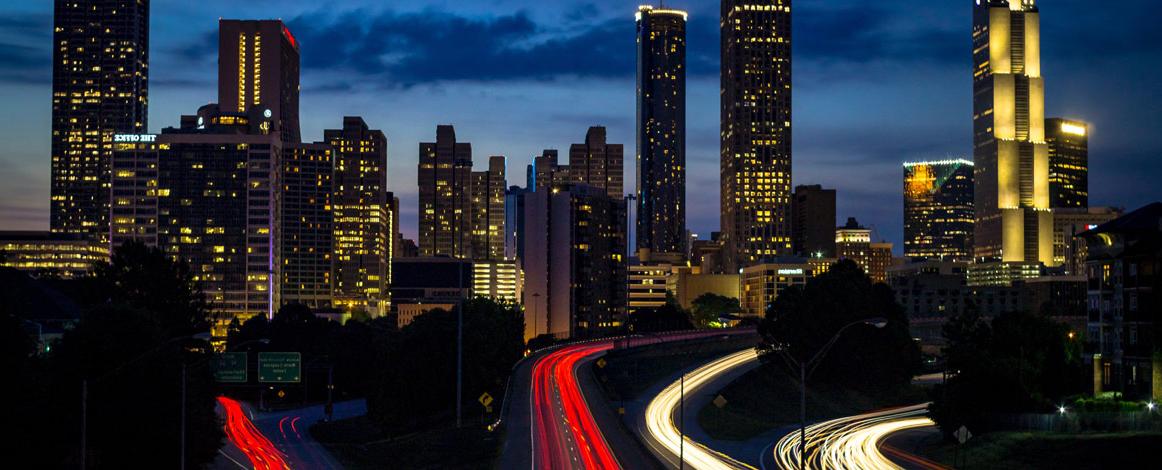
xmin=2 ymin=0 xmax=1159 ymax=250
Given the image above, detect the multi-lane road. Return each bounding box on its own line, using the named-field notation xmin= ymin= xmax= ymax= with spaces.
xmin=769 ymin=404 xmax=943 ymax=470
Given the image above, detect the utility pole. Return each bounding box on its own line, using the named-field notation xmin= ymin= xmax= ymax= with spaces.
xmin=181 ymin=363 xmax=187 ymax=470
xmin=456 ymin=260 xmax=464 ymax=428
xmin=81 ymin=380 xmax=87 ymax=470
xmin=679 ymin=373 xmax=684 ymax=469
xmin=799 ymin=363 xmax=806 ymax=470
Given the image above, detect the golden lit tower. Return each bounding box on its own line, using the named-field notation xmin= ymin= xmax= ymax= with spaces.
xmin=721 ymin=0 xmax=793 ymax=271
xmin=50 ymin=0 xmax=150 ymax=242
xmin=636 ymin=5 xmax=687 ymax=258
xmin=326 ymin=117 xmax=391 ymax=316
xmin=972 ymin=0 xmax=1053 ymax=264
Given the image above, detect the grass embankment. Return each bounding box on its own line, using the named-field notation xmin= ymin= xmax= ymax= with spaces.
xmin=311 ymin=416 xmax=501 ymax=469
xmin=593 ymin=334 xmax=760 ymax=403
xmin=918 ymin=431 xmax=1162 ymax=469
xmin=698 ymin=363 xmax=927 ymax=441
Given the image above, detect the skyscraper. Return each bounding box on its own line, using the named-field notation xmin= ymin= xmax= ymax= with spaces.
xmin=1045 ymin=118 xmax=1089 ymax=209
xmin=636 ymin=5 xmax=687 ymax=258
xmin=792 ymin=184 xmax=836 ymax=258
xmin=471 ymin=156 xmax=507 ymax=261
xmin=218 ymin=20 xmax=301 ymax=144
xmin=280 ymin=143 xmax=334 ymax=309
xmin=569 ymin=126 xmax=624 ymax=199
xmin=418 ymin=125 xmax=473 ymax=258
xmin=972 ymin=0 xmax=1053 ymax=264
xmin=51 ymin=0 xmax=150 ymax=242
xmin=533 ymin=149 xmax=565 ymax=193
xmin=903 ymin=159 xmax=975 ymax=261
xmin=721 ymin=0 xmax=794 ymax=270
xmin=326 ymin=117 xmax=391 ymax=315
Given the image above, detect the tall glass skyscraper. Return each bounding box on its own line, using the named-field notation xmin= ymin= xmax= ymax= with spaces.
xmin=1045 ymin=118 xmax=1089 ymax=209
xmin=904 ymin=159 xmax=975 ymax=261
xmin=720 ymin=1 xmax=793 ymax=271
xmin=51 ymin=0 xmax=150 ymax=242
xmin=972 ymin=0 xmax=1053 ymax=264
xmin=635 ymin=5 xmax=687 ymax=258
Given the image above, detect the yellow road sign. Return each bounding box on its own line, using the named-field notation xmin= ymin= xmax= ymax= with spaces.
xmin=596 ymin=358 xmax=607 ymax=368
xmin=479 ymin=392 xmax=494 ymax=407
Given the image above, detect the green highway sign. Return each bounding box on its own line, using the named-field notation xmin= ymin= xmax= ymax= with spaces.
xmin=258 ymin=352 xmax=302 ymax=383
xmin=212 ymin=352 xmax=248 ymax=383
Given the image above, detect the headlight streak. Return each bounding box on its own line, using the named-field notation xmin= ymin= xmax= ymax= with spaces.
xmin=644 ymin=348 xmax=760 ymax=470
xmin=772 ymin=404 xmax=939 ymax=470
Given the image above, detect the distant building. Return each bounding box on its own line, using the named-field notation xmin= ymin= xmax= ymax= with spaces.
xmin=668 ymin=267 xmax=741 ymax=312
xmin=1046 ymin=118 xmax=1089 ymax=209
xmin=972 ymin=0 xmax=1053 ymax=265
xmin=533 ymin=149 xmax=567 ymax=193
xmin=903 ymin=160 xmax=974 ymax=261
xmin=504 ymin=186 xmax=529 ymax=261
xmin=836 ymin=218 xmax=892 ymax=283
xmin=470 ymin=156 xmax=507 ymax=260
xmin=326 ymin=117 xmax=391 ymax=316
xmin=217 ymin=19 xmax=301 ymax=143
xmin=628 ymin=252 xmax=676 ymax=314
xmin=636 ymin=5 xmax=687 ymax=259
xmin=1080 ymin=202 xmax=1162 ymax=400
xmin=390 ymin=257 xmax=472 ymax=324
xmin=522 ymin=185 xmax=627 ymax=341
xmin=569 ymin=126 xmax=624 ymax=199
xmin=419 ymin=125 xmax=473 ymax=258
xmin=690 ymin=236 xmax=726 ymax=275
xmin=1053 ymin=207 xmax=1121 ymax=275
xmin=741 ymin=258 xmax=829 ymax=319
xmin=720 ymin=0 xmax=794 ymax=271
xmin=51 ymin=0 xmax=150 ymax=242
xmin=472 ymin=259 xmax=520 ymax=304
xmin=966 ymin=261 xmax=1042 ymax=287
xmin=280 ymin=143 xmax=334 ymax=309
xmin=0 ymin=231 xmax=109 ymax=279
xmin=792 ymin=185 xmax=837 ymax=258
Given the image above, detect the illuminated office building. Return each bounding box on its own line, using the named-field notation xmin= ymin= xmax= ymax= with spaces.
xmin=0 ymin=231 xmax=110 ymax=279
xmin=522 ymin=185 xmax=627 ymax=341
xmin=721 ymin=0 xmax=794 ymax=271
xmin=418 ymin=125 xmax=473 ymax=258
xmin=570 ymin=126 xmax=624 ymax=199
xmin=50 ymin=0 xmax=150 ymax=242
xmin=836 ymin=217 xmax=892 ymax=283
xmin=217 ymin=20 xmax=300 ymax=144
xmin=903 ymin=159 xmax=975 ymax=261
xmin=471 ymin=156 xmax=507 ymax=261
xmin=326 ymin=117 xmax=391 ymax=316
xmin=1052 ymin=207 xmax=1119 ymax=275
xmin=472 ymin=259 xmax=520 ymax=304
xmin=636 ymin=5 xmax=687 ymax=258
xmin=280 ymin=143 xmax=333 ymax=309
xmin=741 ymin=257 xmax=826 ymax=318
xmin=1045 ymin=118 xmax=1089 ymax=209
xmin=972 ymin=0 xmax=1053 ymax=264
xmin=110 ymin=136 xmax=160 ymax=249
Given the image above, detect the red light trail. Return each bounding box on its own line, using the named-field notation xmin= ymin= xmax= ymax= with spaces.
xmin=531 ymin=342 xmax=619 ymax=469
xmin=217 ymin=396 xmax=290 ymax=470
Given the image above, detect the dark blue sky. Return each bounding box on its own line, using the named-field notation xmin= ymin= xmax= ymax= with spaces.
xmin=2 ymin=0 xmax=1159 ymax=251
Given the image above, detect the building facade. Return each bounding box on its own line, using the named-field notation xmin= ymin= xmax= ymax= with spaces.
xmin=972 ymin=0 xmax=1053 ymax=264
xmin=792 ymin=184 xmax=836 ymax=258
xmin=326 ymin=117 xmax=391 ymax=316
xmin=472 ymin=259 xmax=520 ymax=304
xmin=569 ymin=126 xmax=624 ymax=199
xmin=50 ymin=0 xmax=150 ymax=242
xmin=835 ymin=217 xmax=891 ymax=283
xmin=1053 ymin=207 xmax=1120 ymax=275
xmin=418 ymin=125 xmax=473 ymax=258
xmin=741 ymin=257 xmax=822 ymax=318
xmin=521 ymin=185 xmax=627 ymax=341
xmin=1045 ymin=118 xmax=1089 ymax=209
xmin=636 ymin=5 xmax=687 ymax=258
xmin=721 ymin=0 xmax=794 ymax=271
xmin=628 ymin=259 xmax=673 ymax=314
xmin=471 ymin=156 xmax=507 ymax=260
xmin=217 ymin=20 xmax=300 ymax=144
xmin=280 ymin=143 xmax=333 ymax=309
xmin=903 ymin=159 xmax=975 ymax=261
xmin=0 ymin=231 xmax=110 ymax=279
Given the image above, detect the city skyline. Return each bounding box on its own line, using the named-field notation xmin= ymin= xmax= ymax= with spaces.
xmin=2 ymin=0 xmax=1159 ymax=252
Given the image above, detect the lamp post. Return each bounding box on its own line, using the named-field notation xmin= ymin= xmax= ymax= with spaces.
xmin=778 ymin=318 xmax=887 ymax=470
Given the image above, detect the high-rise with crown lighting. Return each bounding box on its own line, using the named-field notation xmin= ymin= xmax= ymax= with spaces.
xmin=636 ymin=5 xmax=687 ymax=258
xmin=50 ymin=0 xmax=150 ymax=242
xmin=904 ymin=159 xmax=975 ymax=261
xmin=1045 ymin=118 xmax=1089 ymax=209
xmin=721 ymin=0 xmax=793 ymax=270
xmin=972 ymin=0 xmax=1053 ymax=264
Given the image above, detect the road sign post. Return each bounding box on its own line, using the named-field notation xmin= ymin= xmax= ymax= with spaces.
xmin=258 ymin=352 xmax=302 ymax=383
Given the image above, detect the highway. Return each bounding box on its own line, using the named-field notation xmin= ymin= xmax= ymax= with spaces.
xmin=641 ymin=348 xmax=759 ymax=470
xmin=770 ymin=404 xmax=942 ymax=470
xmin=217 ymin=396 xmax=290 ymax=470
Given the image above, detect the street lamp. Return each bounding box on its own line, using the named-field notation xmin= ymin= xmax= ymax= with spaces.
xmin=776 ymin=317 xmax=887 ymax=470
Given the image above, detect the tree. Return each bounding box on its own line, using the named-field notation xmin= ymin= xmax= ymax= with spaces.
xmin=690 ymin=293 xmax=741 ymax=328
xmin=930 ymin=309 xmax=1085 ymax=436
xmin=758 ymin=260 xmax=920 ymax=394
xmin=629 ymin=301 xmax=694 ymax=333
xmin=89 ymin=240 xmax=209 ymax=336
